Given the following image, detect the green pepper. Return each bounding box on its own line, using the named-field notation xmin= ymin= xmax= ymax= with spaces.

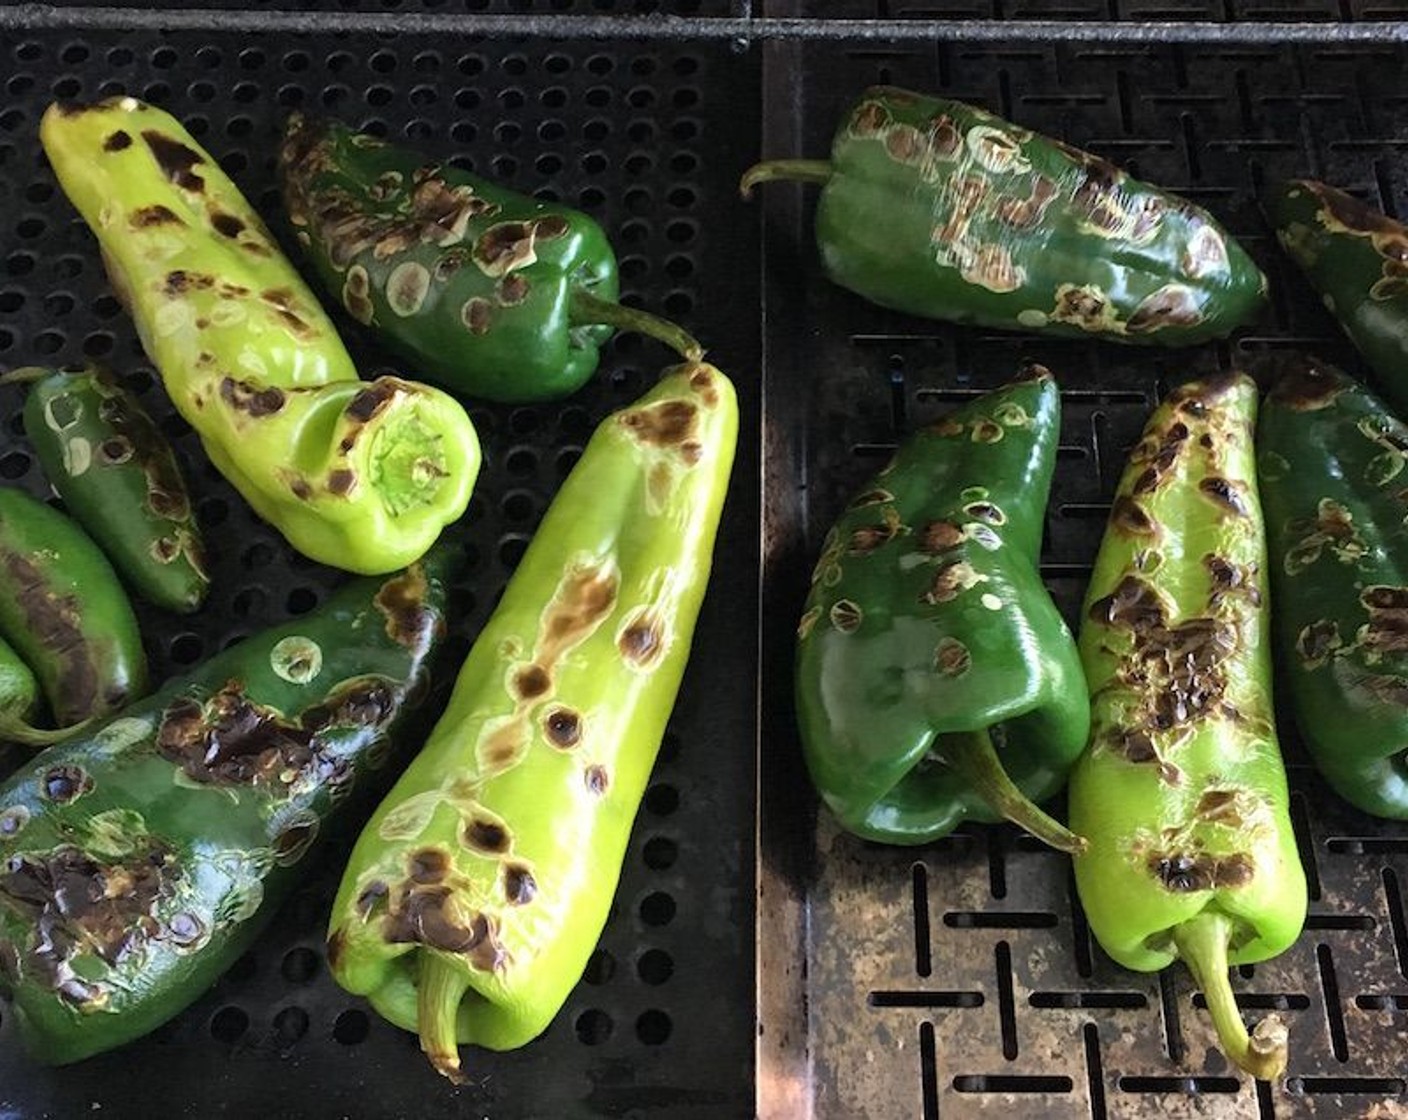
xmin=38 ymin=98 xmax=480 ymax=576
xmin=0 ymin=544 xmax=458 ymax=1065
xmin=326 ymin=361 xmax=736 ymax=1082
xmin=0 ymin=487 xmax=147 ymax=736
xmin=742 ymin=86 xmax=1267 ymax=346
xmin=1268 ymin=179 xmax=1408 ymax=418
xmin=1257 ymin=354 xmax=1408 ymax=818
xmin=793 ymin=364 xmax=1088 ymax=851
xmin=4 ymin=365 xmax=209 ymax=614
xmin=1069 ymin=372 xmax=1307 ymax=1081
xmin=277 ymin=113 xmax=703 ymax=404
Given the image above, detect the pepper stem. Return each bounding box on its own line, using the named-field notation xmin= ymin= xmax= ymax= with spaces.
xmin=417 ymin=953 xmax=471 ymax=1086
xmin=568 ymin=289 xmax=703 ymax=363
xmin=0 ymin=366 xmax=52 ymax=386
xmin=0 ymin=714 xmax=91 ymax=748
xmin=738 ymin=159 xmax=834 ymax=199
xmin=1173 ymin=910 xmax=1288 ymax=1082
xmin=932 ymin=729 xmax=1089 ymax=855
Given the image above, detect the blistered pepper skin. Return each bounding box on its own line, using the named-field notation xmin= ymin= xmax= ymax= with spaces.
xmin=278 ymin=114 xmax=701 ymax=404
xmin=38 ymin=98 xmax=480 ymax=576
xmin=794 ymin=366 xmax=1089 ymax=851
xmin=1268 ymin=180 xmax=1408 ymax=419
xmin=1258 ymin=356 xmax=1408 ymax=818
xmin=0 ymin=546 xmax=457 ymax=1066
xmin=326 ymin=363 xmax=737 ymax=1083
xmin=1070 ymin=373 xmax=1306 ymax=1080
xmin=742 ymin=86 xmax=1267 ymax=346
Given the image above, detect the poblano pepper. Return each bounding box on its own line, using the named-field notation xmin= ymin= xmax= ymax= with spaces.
xmin=1069 ymin=373 xmax=1307 ymax=1081
xmin=326 ymin=361 xmax=736 ymax=1082
xmin=1268 ymin=179 xmax=1408 ymax=419
xmin=742 ymin=86 xmax=1267 ymax=346
xmin=1258 ymin=355 xmax=1408 ymax=818
xmin=39 ymin=98 xmax=480 ymax=576
xmin=0 ymin=545 xmax=457 ymax=1065
xmin=278 ymin=113 xmax=703 ymax=403
xmin=794 ymin=365 xmax=1089 ymax=851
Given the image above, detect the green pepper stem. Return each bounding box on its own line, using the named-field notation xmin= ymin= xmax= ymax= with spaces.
xmin=568 ymin=289 xmax=703 ymax=363
xmin=933 ymin=729 xmax=1089 ymax=855
xmin=738 ymin=159 xmax=834 ymax=199
xmin=1173 ymin=911 xmax=1289 ymax=1082
xmin=0 ymin=367 xmax=52 ymax=387
xmin=0 ymin=714 xmax=91 ymax=748
xmin=417 ymin=952 xmax=471 ymax=1086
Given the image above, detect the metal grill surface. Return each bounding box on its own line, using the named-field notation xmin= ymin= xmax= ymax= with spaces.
xmin=757 ymin=37 xmax=1408 ymax=1120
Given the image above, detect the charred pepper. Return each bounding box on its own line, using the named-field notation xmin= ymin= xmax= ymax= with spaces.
xmin=794 ymin=365 xmax=1088 ymax=850
xmin=326 ymin=361 xmax=736 ymax=1082
xmin=39 ymin=98 xmax=480 ymax=576
xmin=4 ymin=366 xmax=209 ymax=614
xmin=1258 ymin=355 xmax=1408 ymax=818
xmin=1268 ymin=179 xmax=1408 ymax=419
xmin=278 ymin=113 xmax=702 ymax=404
xmin=1069 ymin=373 xmax=1307 ymax=1081
xmin=742 ymin=86 xmax=1267 ymax=346
xmin=0 ymin=545 xmax=457 ymax=1065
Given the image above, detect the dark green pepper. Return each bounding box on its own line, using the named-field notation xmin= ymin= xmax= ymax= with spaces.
xmin=1268 ymin=179 xmax=1408 ymax=418
xmin=0 ymin=487 xmax=147 ymax=732
xmin=1070 ymin=372 xmax=1306 ymax=1081
xmin=742 ymin=86 xmax=1267 ymax=346
xmin=1258 ymin=355 xmax=1408 ymax=818
xmin=277 ymin=114 xmax=703 ymax=404
xmin=4 ymin=366 xmax=209 ymax=614
xmin=0 ymin=545 xmax=458 ymax=1065
xmin=794 ymin=364 xmax=1089 ymax=851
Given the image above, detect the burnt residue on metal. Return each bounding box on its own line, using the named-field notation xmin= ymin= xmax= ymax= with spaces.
xmin=383 ymin=886 xmax=507 ymax=971
xmin=42 ymin=765 xmax=94 ymax=804
xmin=0 ymin=840 xmax=176 ymax=1007
xmin=1149 ymin=850 xmax=1256 ymax=892
xmin=219 ymin=377 xmax=286 ymax=418
xmin=0 ymin=549 xmax=103 ymax=721
xmin=373 ymin=563 xmax=436 ymax=650
xmin=141 ymin=130 xmax=206 ymax=193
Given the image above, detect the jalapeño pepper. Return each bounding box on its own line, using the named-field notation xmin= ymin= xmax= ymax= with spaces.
xmin=326 ymin=362 xmax=736 ymax=1082
xmin=1258 ymin=355 xmax=1408 ymax=818
xmin=794 ymin=365 xmax=1088 ymax=851
xmin=1070 ymin=373 xmax=1307 ymax=1081
xmin=0 ymin=545 xmax=457 ymax=1065
xmin=742 ymin=86 xmax=1267 ymax=346
xmin=278 ymin=114 xmax=702 ymax=403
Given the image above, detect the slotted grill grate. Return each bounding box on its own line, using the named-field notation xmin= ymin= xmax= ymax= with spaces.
xmin=758 ymin=36 xmax=1408 ymax=1120
xmin=0 ymin=27 xmax=759 ymax=1119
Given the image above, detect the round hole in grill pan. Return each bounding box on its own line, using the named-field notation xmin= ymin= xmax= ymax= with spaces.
xmin=574 ymin=1008 xmax=613 ymax=1045
xmin=209 ymin=1005 xmax=249 ymax=1045
xmin=332 ymin=1008 xmax=369 ymax=1046
xmin=635 ymin=1009 xmax=672 ymax=1045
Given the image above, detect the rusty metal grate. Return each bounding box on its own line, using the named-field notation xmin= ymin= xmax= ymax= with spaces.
xmin=758 ymin=36 xmax=1408 ymax=1120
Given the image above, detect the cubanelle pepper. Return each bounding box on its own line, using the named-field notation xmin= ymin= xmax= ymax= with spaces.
xmin=794 ymin=365 xmax=1089 ymax=851
xmin=278 ymin=113 xmax=702 ymax=404
xmin=742 ymin=86 xmax=1267 ymax=346
xmin=326 ymin=361 xmax=736 ymax=1082
xmin=1070 ymin=373 xmax=1307 ymax=1081
xmin=0 ymin=545 xmax=457 ymax=1065
xmin=1258 ymin=354 xmax=1408 ymax=818
xmin=39 ymin=98 xmax=480 ymax=576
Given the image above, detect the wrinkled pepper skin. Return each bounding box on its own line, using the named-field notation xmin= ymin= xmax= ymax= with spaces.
xmin=1258 ymin=356 xmax=1408 ymax=818
xmin=1069 ymin=373 xmax=1307 ymax=1080
xmin=0 ymin=487 xmax=147 ymax=731
xmin=39 ymin=98 xmax=480 ymax=576
xmin=794 ymin=366 xmax=1089 ymax=851
xmin=326 ymin=362 xmax=736 ymax=1083
xmin=10 ymin=366 xmax=209 ymax=614
xmin=0 ymin=546 xmax=457 ymax=1065
xmin=742 ymin=86 xmax=1267 ymax=346
xmin=278 ymin=114 xmax=701 ymax=404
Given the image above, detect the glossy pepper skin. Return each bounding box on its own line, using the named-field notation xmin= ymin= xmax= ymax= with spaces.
xmin=6 ymin=366 xmax=209 ymax=614
xmin=0 ymin=545 xmax=457 ymax=1065
xmin=326 ymin=362 xmax=736 ymax=1082
xmin=742 ymin=86 xmax=1267 ymax=346
xmin=1268 ymin=180 xmax=1408 ymax=418
xmin=1069 ymin=373 xmax=1307 ymax=1081
xmin=1258 ymin=355 xmax=1408 ymax=818
xmin=278 ymin=114 xmax=702 ymax=404
xmin=794 ymin=365 xmax=1088 ymax=851
xmin=0 ymin=487 xmax=147 ymax=733
xmin=39 ymin=98 xmax=480 ymax=576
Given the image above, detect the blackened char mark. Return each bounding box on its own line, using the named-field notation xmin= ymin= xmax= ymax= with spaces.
xmin=142 ymin=130 xmax=206 ymax=193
